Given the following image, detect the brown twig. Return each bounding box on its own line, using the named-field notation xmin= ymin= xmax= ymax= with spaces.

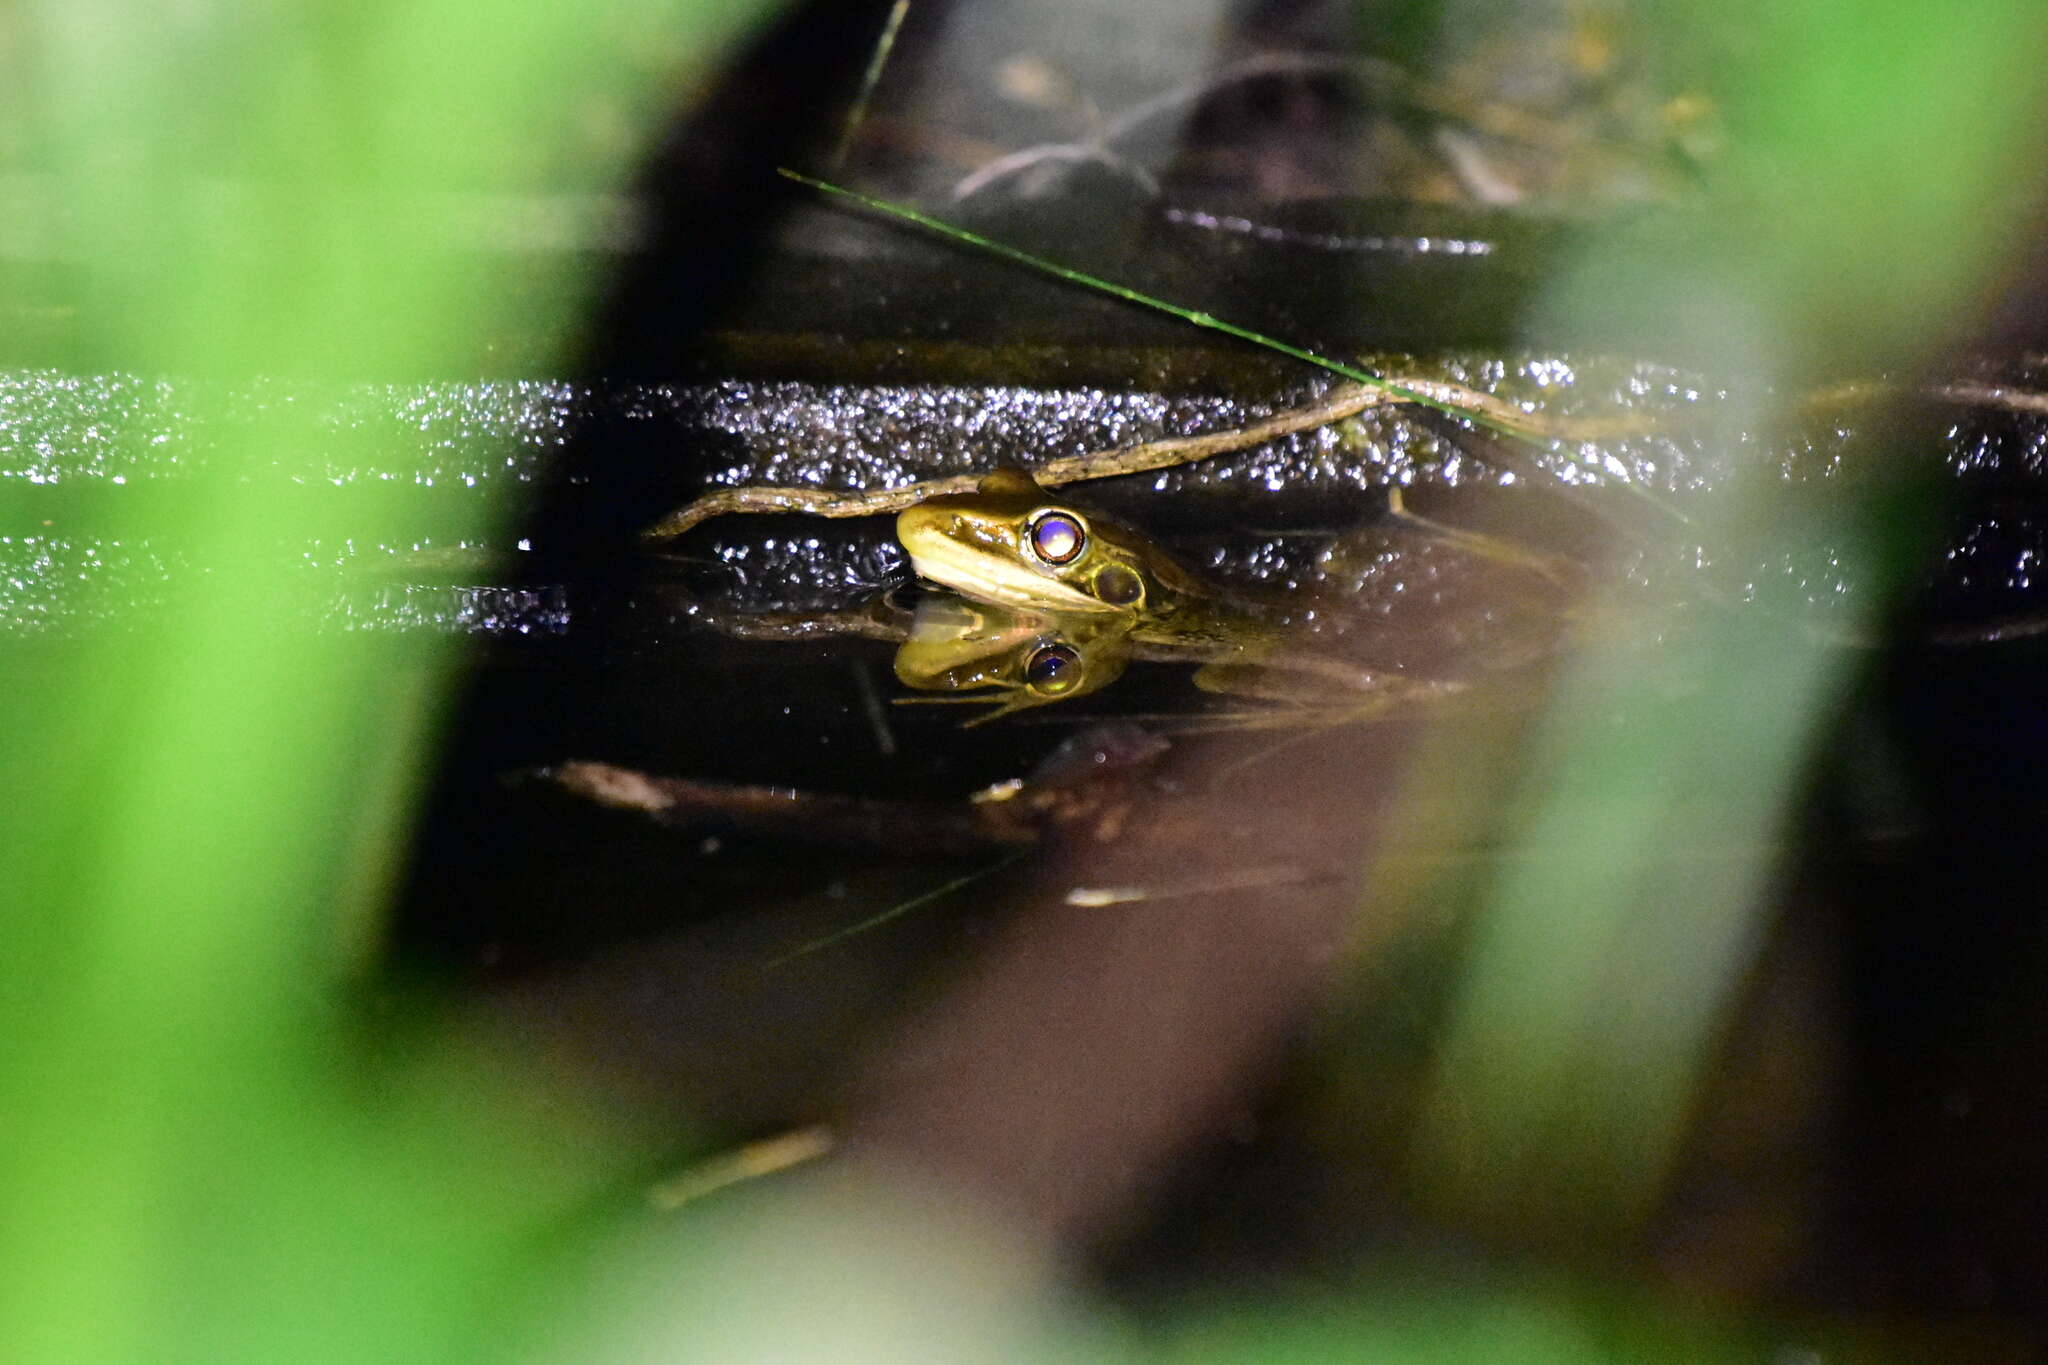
xmin=535 ymin=759 xmax=1032 ymax=856
xmin=644 ymin=382 xmax=1396 ymax=540
xmin=643 ymin=375 xmax=1675 ymax=542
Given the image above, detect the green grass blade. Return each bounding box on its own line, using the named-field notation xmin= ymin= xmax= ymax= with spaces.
xmin=777 ymin=168 xmax=1552 ymax=443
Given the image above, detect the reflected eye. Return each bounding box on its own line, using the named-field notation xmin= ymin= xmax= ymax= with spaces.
xmin=1028 ymin=510 xmax=1086 ymax=565
xmin=1023 ymin=642 xmax=1083 ymax=694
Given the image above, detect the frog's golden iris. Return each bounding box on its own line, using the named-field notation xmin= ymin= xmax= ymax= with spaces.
xmin=1027 ymin=510 xmax=1086 ymax=565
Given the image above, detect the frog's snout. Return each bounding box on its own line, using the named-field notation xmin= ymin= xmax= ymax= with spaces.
xmin=894 ymin=499 xmax=960 ymax=552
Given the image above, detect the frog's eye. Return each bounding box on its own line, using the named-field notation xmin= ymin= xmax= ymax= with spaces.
xmin=1091 ymin=563 xmax=1143 ymax=606
xmin=1023 ymin=642 xmax=1083 ymax=695
xmin=1027 ymin=510 xmax=1086 ymax=566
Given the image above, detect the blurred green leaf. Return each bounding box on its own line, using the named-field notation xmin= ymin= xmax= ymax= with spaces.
xmin=0 ymin=3 xmax=776 ymax=1362
xmin=1547 ymin=0 xmax=2048 ymax=375
xmin=1415 ymin=0 xmax=2043 ymax=1250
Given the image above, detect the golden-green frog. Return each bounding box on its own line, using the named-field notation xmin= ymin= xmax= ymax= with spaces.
xmin=896 ymin=467 xmax=1265 ymax=651
xmin=893 ymin=467 xmax=1487 ymax=716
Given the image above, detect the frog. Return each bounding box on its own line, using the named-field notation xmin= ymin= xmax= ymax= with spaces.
xmin=894 ymin=468 xmax=1203 ymax=615
xmin=894 ymin=467 xmax=1271 ymax=651
xmin=894 ymin=467 xmax=1456 ymax=713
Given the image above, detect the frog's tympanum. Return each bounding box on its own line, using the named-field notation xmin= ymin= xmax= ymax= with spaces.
xmin=892 ymin=591 xmax=1134 ymax=725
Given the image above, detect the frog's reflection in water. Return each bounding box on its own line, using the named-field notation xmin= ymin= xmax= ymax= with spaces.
xmin=892 ymin=591 xmax=1135 ymax=726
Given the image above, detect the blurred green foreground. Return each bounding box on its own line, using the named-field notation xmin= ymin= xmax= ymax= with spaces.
xmin=0 ymin=3 xmax=778 ymax=1361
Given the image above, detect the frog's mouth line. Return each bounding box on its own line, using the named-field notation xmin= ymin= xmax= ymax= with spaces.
xmin=900 ymin=522 xmax=1117 ymax=615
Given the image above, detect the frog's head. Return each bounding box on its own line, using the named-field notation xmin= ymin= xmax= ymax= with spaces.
xmin=896 ymin=467 xmax=1202 ymax=616
xmin=892 ymin=591 xmax=1132 ymax=725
